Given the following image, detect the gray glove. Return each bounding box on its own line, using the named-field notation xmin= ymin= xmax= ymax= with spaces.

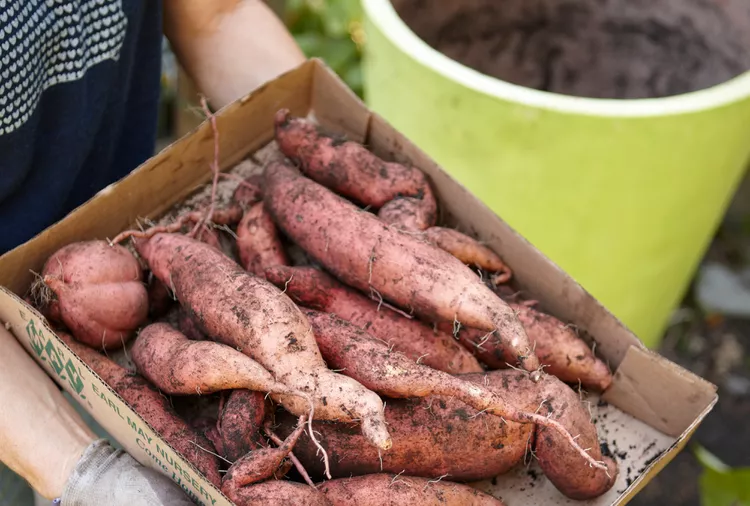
xmin=60 ymin=440 xmax=195 ymax=506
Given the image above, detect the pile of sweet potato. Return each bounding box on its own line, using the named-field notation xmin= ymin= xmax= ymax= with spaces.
xmin=30 ymin=110 xmax=619 ymax=506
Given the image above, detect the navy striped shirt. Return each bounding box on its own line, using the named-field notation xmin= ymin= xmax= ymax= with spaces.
xmin=0 ymin=0 xmax=163 ymax=254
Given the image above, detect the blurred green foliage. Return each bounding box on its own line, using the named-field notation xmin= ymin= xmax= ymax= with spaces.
xmin=694 ymin=444 xmax=750 ymax=506
xmin=281 ymin=0 xmax=365 ymax=97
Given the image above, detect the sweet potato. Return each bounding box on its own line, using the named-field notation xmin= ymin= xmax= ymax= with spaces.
xmin=236 ymin=202 xmax=289 ymax=277
xmin=39 ymin=241 xmax=148 ymax=350
xmin=274 ymin=109 xmax=511 ymax=279
xmin=274 ymin=390 xmax=531 ymax=481
xmin=460 ymin=370 xmax=618 ymax=500
xmin=450 ymin=303 xmax=612 ymax=392
xmin=134 ymin=233 xmax=391 ymax=453
xmin=280 ymin=368 xmax=616 ymax=499
xmin=56 ymin=331 xmax=221 ymax=486
xmin=377 ymin=197 xmax=435 ymax=233
xmin=262 ymin=161 xmax=539 ymax=373
xmin=319 ymin=473 xmax=506 ymax=506
xmin=146 ymin=224 xmax=228 ymax=318
xmin=227 ymin=480 xmax=330 ymax=506
xmin=131 ymin=323 xmax=306 ymax=401
xmin=219 ymin=389 xmax=268 ymax=461
xmin=221 ymin=415 xmax=306 ymax=500
xmin=422 ymin=228 xmax=511 ymax=283
xmin=304 ymin=309 xmax=604 ymax=471
xmin=264 ymin=265 xmax=482 ymax=374
xmin=274 ymin=109 xmax=436 ymax=225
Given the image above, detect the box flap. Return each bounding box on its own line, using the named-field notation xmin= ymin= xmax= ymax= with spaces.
xmin=602 ymin=345 xmax=718 ymax=437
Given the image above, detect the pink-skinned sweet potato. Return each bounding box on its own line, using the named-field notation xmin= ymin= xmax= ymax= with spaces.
xmin=459 ymin=370 xmax=618 ymax=500
xmin=221 ymin=415 xmax=306 ymax=500
xmin=227 ymin=480 xmax=331 ymax=506
xmin=274 ymin=109 xmax=437 ymax=224
xmin=421 ymin=227 xmax=511 ymax=283
xmin=219 ymin=389 xmax=268 ymax=462
xmin=131 ymin=323 xmax=306 ymax=402
xmin=134 ymin=233 xmax=391 ymax=452
xmin=57 ymin=331 xmax=221 ymax=486
xmin=274 ymin=389 xmax=531 ymax=481
xmin=39 ymin=240 xmax=148 ymax=350
xmin=376 ymin=196 xmax=435 ymax=233
xmin=449 ymin=303 xmax=612 ymax=392
xmin=274 ymin=109 xmax=512 ymax=279
xmin=236 ymin=202 xmax=289 ymax=277
xmin=262 ymin=161 xmax=539 ymax=373
xmin=264 ymin=265 xmax=482 ymax=374
xmin=319 ymin=473 xmax=506 ymax=506
xmin=145 ymin=220 xmax=232 ymax=319
xmin=280 ymin=368 xmax=616 ymax=499
xmin=303 ymin=309 xmax=604 ymax=472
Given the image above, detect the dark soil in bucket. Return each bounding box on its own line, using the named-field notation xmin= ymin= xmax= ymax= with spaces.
xmin=392 ymin=0 xmax=750 ymax=99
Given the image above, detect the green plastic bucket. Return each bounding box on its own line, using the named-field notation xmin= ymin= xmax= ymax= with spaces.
xmin=361 ymin=0 xmax=750 ymax=347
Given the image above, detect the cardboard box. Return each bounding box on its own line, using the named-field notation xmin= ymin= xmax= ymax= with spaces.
xmin=0 ymin=59 xmax=718 ymax=505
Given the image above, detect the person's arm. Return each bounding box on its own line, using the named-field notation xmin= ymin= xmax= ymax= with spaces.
xmin=0 ymin=325 xmax=94 ymax=499
xmin=163 ymin=0 xmax=307 ymax=110
xmin=0 ymin=326 xmax=196 ymax=504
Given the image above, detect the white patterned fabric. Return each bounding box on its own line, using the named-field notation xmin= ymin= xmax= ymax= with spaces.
xmin=0 ymin=0 xmax=128 ymax=135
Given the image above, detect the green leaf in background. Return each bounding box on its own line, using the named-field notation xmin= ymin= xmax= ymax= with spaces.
xmin=694 ymin=444 xmax=750 ymax=506
xmin=283 ymin=0 xmax=364 ymax=97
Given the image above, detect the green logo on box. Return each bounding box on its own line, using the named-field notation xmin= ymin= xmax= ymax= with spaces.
xmin=26 ymin=319 xmax=86 ymax=399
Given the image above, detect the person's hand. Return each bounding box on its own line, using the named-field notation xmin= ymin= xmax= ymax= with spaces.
xmin=60 ymin=439 xmax=194 ymax=506
xmin=0 ymin=325 xmax=193 ymax=504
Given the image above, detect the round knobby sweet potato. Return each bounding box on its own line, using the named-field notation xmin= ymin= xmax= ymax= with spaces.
xmin=40 ymin=240 xmax=148 ymax=350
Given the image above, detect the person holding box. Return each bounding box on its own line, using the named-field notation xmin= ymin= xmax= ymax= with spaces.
xmin=0 ymin=2 xmax=305 ymax=504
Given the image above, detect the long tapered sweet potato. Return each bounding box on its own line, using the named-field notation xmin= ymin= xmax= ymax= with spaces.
xmin=262 ymin=161 xmax=539 ymax=373
xmin=274 ymin=392 xmax=530 ymax=481
xmin=450 ymin=303 xmax=612 ymax=392
xmin=219 ymin=389 xmax=268 ymax=462
xmin=460 ymin=370 xmax=618 ymax=500
xmin=274 ymin=109 xmax=437 ymax=224
xmin=264 ymin=265 xmax=482 ymax=374
xmin=236 ymin=202 xmax=289 ymax=277
xmin=134 ymin=233 xmax=391 ymax=452
xmin=304 ymin=309 xmax=604 ymax=472
xmin=422 ymin=228 xmax=511 ymax=282
xmin=38 ymin=241 xmax=148 ymax=350
xmin=56 ymin=331 xmax=221 ymax=486
xmin=221 ymin=415 xmax=306 ymax=500
xmin=319 ymin=473 xmax=506 ymax=506
xmin=132 ymin=323 xmax=307 ymax=401
xmin=274 ymin=109 xmax=511 ymax=279
xmin=228 ymin=480 xmax=331 ymax=506
xmin=280 ymin=368 xmax=616 ymax=499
